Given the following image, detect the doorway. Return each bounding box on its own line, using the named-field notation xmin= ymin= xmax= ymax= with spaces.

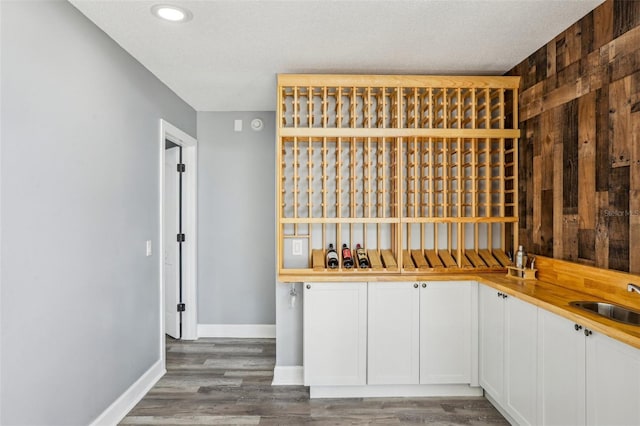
xmin=160 ymin=119 xmax=197 ymax=357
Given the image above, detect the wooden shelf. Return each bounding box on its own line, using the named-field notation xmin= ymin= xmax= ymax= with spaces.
xmin=402 ymin=248 xmax=511 ymax=272
xmin=309 ymin=248 xmax=399 ymax=273
xmin=302 ymin=248 xmax=512 ymax=274
xmin=279 ymin=128 xmax=520 ymax=138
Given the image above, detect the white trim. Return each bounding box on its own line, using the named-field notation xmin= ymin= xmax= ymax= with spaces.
xmin=0 ymin=3 xmax=4 ymax=421
xmin=272 ymin=366 xmax=304 ymax=386
xmin=309 ymin=384 xmax=484 ymax=399
xmin=159 ymin=119 xmax=198 ymax=354
xmin=89 ymin=360 xmax=165 ymax=426
xmin=197 ymin=324 xmax=276 ymax=338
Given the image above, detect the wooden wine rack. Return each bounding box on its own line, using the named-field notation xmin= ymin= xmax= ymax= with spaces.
xmin=277 ymin=75 xmax=520 ymax=279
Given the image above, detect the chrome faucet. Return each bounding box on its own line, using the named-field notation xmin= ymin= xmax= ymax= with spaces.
xmin=627 ymin=283 xmax=640 ymax=294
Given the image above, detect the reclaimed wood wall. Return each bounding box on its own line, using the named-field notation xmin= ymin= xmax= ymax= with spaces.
xmin=507 ymin=0 xmax=640 ymax=273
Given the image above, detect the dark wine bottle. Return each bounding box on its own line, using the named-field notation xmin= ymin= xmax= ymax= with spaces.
xmin=355 ymin=244 xmax=370 ymax=268
xmin=326 ymin=244 xmax=339 ymax=269
xmin=342 ymin=244 xmax=354 ymax=269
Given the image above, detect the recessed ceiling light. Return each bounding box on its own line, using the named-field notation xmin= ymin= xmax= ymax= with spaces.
xmin=151 ymin=4 xmax=193 ymax=22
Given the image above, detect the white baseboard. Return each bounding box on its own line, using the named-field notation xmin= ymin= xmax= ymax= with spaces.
xmin=272 ymin=366 xmax=304 ymax=386
xmin=90 ymin=359 xmax=165 ymax=426
xmin=309 ymin=384 xmax=483 ymax=399
xmin=197 ymin=324 xmax=276 ymax=338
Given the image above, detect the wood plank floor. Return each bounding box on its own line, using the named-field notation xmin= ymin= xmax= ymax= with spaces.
xmin=121 ymin=337 xmax=508 ymax=425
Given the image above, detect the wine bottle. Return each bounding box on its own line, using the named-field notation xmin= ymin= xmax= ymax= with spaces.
xmin=342 ymin=244 xmax=354 ymax=269
xmin=355 ymin=244 xmax=370 ymax=268
xmin=326 ymin=244 xmax=339 ymax=269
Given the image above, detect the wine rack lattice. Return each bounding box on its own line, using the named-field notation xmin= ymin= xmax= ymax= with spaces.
xmin=281 ymin=137 xmax=397 ymax=220
xmin=280 ymin=76 xmax=517 ymax=130
xmin=276 ymin=75 xmax=520 ymax=278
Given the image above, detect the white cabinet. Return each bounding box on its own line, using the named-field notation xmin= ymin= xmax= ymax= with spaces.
xmin=303 ymin=279 xmax=640 ymax=422
xmin=367 ymin=281 xmax=477 ymax=385
xmin=537 ymin=308 xmax=586 ymax=426
xmin=479 ymin=284 xmax=537 ymax=426
xmin=420 ymin=281 xmax=478 ymax=385
xmin=586 ymin=331 xmax=640 ymax=426
xmin=367 ymin=282 xmax=420 ymax=384
xmin=303 ymin=282 xmax=367 ymax=386
xmin=538 ymin=307 xmax=640 ymax=426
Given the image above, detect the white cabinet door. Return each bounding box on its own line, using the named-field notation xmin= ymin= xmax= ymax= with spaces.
xmin=537 ymin=309 xmax=585 ymax=426
xmin=504 ymin=294 xmax=538 ymax=426
xmin=368 ymin=282 xmax=420 ymax=384
xmin=303 ymin=282 xmax=367 ymax=386
xmin=480 ymin=284 xmax=537 ymax=425
xmin=479 ymin=284 xmax=505 ymax=401
xmin=420 ymin=281 xmax=477 ymax=384
xmin=586 ymin=331 xmax=640 ymax=426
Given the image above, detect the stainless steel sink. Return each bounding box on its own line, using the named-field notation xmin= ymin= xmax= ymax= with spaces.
xmin=570 ymin=301 xmax=640 ymax=326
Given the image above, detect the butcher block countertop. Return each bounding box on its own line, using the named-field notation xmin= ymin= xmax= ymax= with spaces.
xmin=290 ymin=255 xmax=640 ymax=350
xmin=475 ymin=272 xmax=640 ymax=350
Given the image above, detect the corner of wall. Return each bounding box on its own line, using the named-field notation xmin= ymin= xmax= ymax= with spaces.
xmin=89 ymin=361 xmax=165 ymax=426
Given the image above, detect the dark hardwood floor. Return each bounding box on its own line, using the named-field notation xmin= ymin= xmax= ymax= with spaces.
xmin=120 ymin=337 xmax=508 ymax=425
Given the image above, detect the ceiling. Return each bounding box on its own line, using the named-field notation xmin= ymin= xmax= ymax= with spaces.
xmin=70 ymin=0 xmax=604 ymax=112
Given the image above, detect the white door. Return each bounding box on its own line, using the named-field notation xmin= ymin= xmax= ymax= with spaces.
xmin=586 ymin=331 xmax=640 ymax=425
xmin=303 ymin=282 xmax=367 ymax=386
xmin=164 ymin=146 xmax=181 ymax=339
xmin=368 ymin=282 xmax=420 ymax=384
xmin=537 ymin=309 xmax=586 ymax=426
xmin=504 ymin=294 xmax=538 ymax=426
xmin=420 ymin=281 xmax=476 ymax=384
xmin=479 ymin=284 xmax=505 ymax=401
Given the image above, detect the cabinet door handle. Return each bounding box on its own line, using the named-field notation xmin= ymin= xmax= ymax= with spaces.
xmin=422 ymin=283 xmax=427 ymax=288
xmin=497 ymin=292 xmax=503 ymax=298
xmin=414 ymin=283 xmax=419 ymax=288
xmin=584 ymin=329 xmax=592 ymax=337
xmin=306 ymin=284 xmax=311 ymax=289
xmin=574 ymin=324 xmax=583 ymax=331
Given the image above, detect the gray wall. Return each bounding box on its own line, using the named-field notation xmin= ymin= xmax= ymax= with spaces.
xmin=0 ymin=1 xmax=196 ymax=425
xmin=276 ymin=281 xmax=303 ymax=365
xmin=197 ymin=112 xmax=275 ymax=325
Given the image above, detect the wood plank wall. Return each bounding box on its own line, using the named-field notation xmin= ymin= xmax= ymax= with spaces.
xmin=507 ymin=0 xmax=640 ymax=273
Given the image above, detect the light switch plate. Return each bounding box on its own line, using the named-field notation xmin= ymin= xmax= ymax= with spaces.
xmin=292 ymin=239 xmax=302 ymax=256
xmin=234 ymin=119 xmax=243 ymax=132
xmin=146 ymin=240 xmax=152 ymax=257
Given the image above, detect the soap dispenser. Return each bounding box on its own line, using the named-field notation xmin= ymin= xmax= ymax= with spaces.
xmin=515 ymin=245 xmax=527 ymax=269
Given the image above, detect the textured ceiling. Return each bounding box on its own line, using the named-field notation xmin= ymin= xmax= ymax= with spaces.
xmin=70 ymin=0 xmax=604 ymax=112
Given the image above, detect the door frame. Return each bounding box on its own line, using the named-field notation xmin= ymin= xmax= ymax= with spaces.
xmin=159 ymin=119 xmax=198 ymax=357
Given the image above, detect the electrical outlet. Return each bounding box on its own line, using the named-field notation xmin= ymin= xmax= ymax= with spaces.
xmin=146 ymin=240 xmax=152 ymax=257
xmin=292 ymin=239 xmax=302 ymax=256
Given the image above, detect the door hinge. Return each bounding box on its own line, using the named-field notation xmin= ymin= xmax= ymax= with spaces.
xmin=177 ymin=233 xmax=185 ymax=242
xmin=177 ymin=163 xmax=186 ymax=173
xmin=177 ymin=303 xmax=186 ymax=312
